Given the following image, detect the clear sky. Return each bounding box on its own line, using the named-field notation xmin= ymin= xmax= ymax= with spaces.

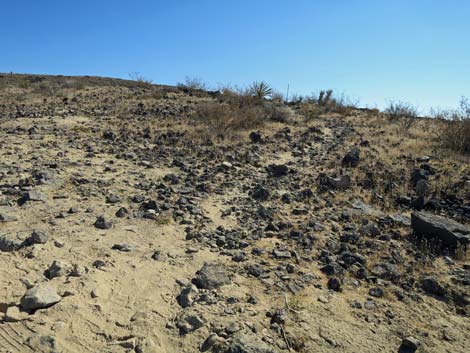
xmin=2 ymin=0 xmax=469 ymax=111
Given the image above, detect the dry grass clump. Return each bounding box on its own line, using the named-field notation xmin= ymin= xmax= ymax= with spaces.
xmin=435 ymin=97 xmax=470 ymax=155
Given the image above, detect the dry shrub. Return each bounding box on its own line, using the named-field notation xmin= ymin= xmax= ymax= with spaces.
xmin=384 ymin=100 xmax=419 ymax=132
xmin=193 ymin=87 xmax=289 ymax=137
xmin=193 ymin=101 xmax=265 ymax=136
xmin=436 ymin=97 xmax=470 ymax=154
xmin=177 ymin=76 xmax=208 ymax=97
xmin=385 ymin=100 xmax=418 ymax=119
xmin=439 ymin=119 xmax=470 ymax=154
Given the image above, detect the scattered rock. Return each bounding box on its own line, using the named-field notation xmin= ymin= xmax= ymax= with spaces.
xmin=4 ymin=306 xmax=28 ymax=322
xmin=267 ymin=164 xmax=289 ymax=177
xmin=112 ymin=243 xmax=134 ymax=252
xmin=26 ymin=334 xmax=60 ymax=353
xmin=399 ymin=336 xmax=420 ymax=352
xmin=249 ymin=131 xmax=262 ymax=143
xmin=420 ymin=276 xmax=446 ymax=297
xmin=115 ymin=207 xmax=128 ymax=218
xmin=327 ymin=277 xmax=342 ymax=292
xmin=251 ymin=184 xmax=270 ymax=201
xmin=193 ymin=263 xmax=230 ymax=289
xmin=177 ymin=312 xmax=205 ymax=334
xmin=201 ymin=333 xmax=225 ymax=352
xmin=226 ymin=333 xmax=277 ymax=353
xmin=177 ymin=285 xmax=199 ymax=308
xmin=46 ymin=260 xmax=72 ymax=279
xmin=94 ymin=216 xmax=113 ymax=230
xmin=106 ymin=194 xmax=121 ymax=204
xmin=369 ymin=287 xmax=384 ymax=298
xmin=320 ymin=174 xmax=351 ymax=190
xmin=0 ymin=212 xmax=18 ymax=222
xmin=20 ymin=284 xmax=61 ymax=311
xmin=25 ymin=229 xmax=49 ymax=245
xmin=411 ymin=211 xmax=470 ymax=248
xmin=0 ymin=234 xmax=23 ymax=252
xmin=342 ymin=147 xmax=360 ymax=167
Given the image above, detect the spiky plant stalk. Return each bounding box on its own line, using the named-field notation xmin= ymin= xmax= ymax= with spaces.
xmin=250 ymin=81 xmax=273 ymax=100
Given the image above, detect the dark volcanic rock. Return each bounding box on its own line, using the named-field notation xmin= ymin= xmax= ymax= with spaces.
xmin=420 ymin=276 xmax=446 ymax=297
xmin=342 ymin=147 xmax=360 ymax=167
xmin=411 ymin=212 xmax=470 ymax=248
xmin=249 ymin=131 xmax=262 ymax=143
xmin=251 ymin=184 xmax=270 ymax=201
xmin=267 ymin=164 xmax=289 ymax=177
xmin=94 ymin=216 xmax=113 ymax=230
xmin=327 ymin=277 xmax=342 ymax=292
xmin=399 ymin=336 xmax=420 ymax=352
xmin=319 ymin=173 xmax=351 ymax=190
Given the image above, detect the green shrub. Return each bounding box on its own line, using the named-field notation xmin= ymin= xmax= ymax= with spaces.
xmin=249 ymin=81 xmax=272 ymax=100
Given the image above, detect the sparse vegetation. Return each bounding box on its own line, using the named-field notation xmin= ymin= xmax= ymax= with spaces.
xmin=436 ymin=97 xmax=470 ymax=154
xmin=385 ymin=100 xmax=419 ymax=132
xmin=249 ymin=80 xmax=273 ymax=100
xmin=128 ymin=72 xmax=153 ymax=85
xmin=385 ymin=100 xmax=418 ymax=120
xmin=177 ymin=76 xmax=208 ymax=91
xmin=317 ymin=89 xmax=333 ymax=106
xmin=0 ymin=73 xmax=469 ymax=353
xmin=193 ymin=84 xmax=288 ymax=137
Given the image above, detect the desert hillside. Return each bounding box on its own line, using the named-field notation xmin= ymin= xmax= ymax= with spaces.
xmin=0 ymin=74 xmax=469 ymax=353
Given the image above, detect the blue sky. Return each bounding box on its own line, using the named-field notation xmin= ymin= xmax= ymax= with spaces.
xmin=1 ymin=0 xmax=469 ymax=111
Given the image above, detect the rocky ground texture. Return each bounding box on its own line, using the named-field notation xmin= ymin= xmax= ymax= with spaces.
xmin=0 ymin=74 xmax=469 ymax=353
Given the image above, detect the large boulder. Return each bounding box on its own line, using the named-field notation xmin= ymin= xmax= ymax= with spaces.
xmin=411 ymin=212 xmax=470 ymax=248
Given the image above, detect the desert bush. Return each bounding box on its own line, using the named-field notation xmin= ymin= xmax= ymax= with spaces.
xmin=178 ymin=76 xmax=207 ymax=91
xmin=177 ymin=76 xmax=209 ymax=97
xmin=263 ymin=102 xmax=290 ymax=122
xmin=385 ymin=100 xmax=419 ymax=131
xmin=217 ymin=85 xmax=256 ymax=107
xmin=193 ymin=100 xmax=264 ymax=136
xmin=437 ymin=97 xmax=470 ymax=154
xmin=385 ymin=101 xmax=418 ymax=120
xmin=128 ymin=72 xmax=153 ymax=84
xmin=194 ymin=85 xmax=288 ymax=137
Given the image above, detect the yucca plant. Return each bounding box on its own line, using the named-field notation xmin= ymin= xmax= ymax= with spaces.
xmin=249 ymin=81 xmax=272 ymax=100
xmin=318 ymin=89 xmax=333 ymax=106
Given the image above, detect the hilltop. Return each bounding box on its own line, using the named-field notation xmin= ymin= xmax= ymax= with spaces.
xmin=0 ymin=74 xmax=469 ymax=353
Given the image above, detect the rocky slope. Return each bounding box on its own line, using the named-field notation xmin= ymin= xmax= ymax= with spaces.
xmin=0 ymin=74 xmax=469 ymax=353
